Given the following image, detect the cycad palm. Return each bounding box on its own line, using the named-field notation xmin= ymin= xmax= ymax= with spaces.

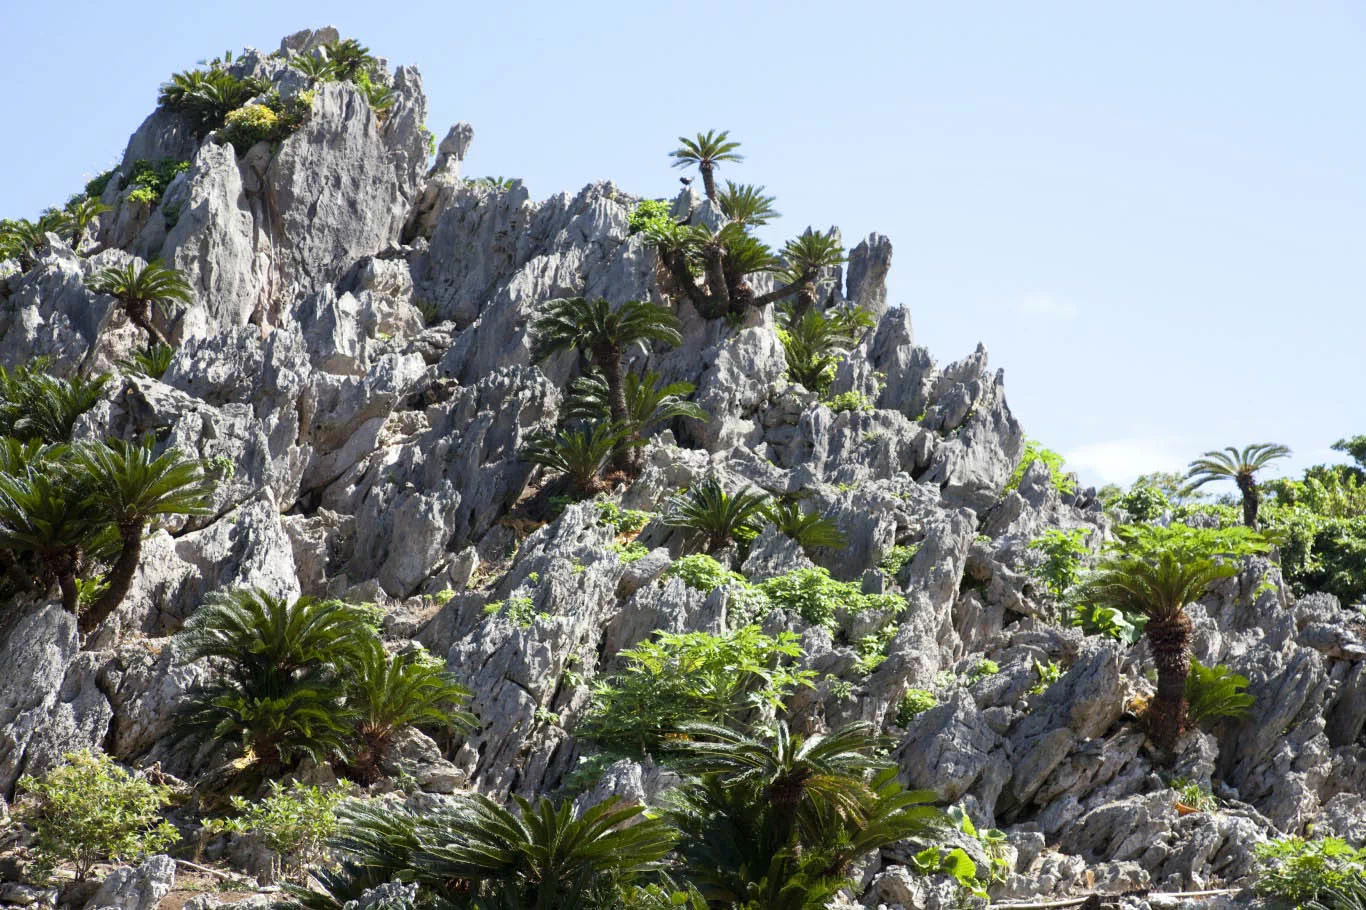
xmin=669 ymin=130 xmax=744 ymax=200
xmin=86 ymin=260 xmax=194 ymax=348
xmin=1185 ymin=443 xmax=1291 ymax=528
xmin=717 ymin=182 xmax=779 ymax=227
xmin=566 ymin=370 xmax=708 ymax=467
xmin=520 ymin=422 xmax=628 ymax=496
xmin=765 ymin=499 xmax=847 ymax=551
xmin=667 ymin=720 xmax=885 ymax=842
xmin=412 ymin=794 xmax=676 ymax=909
xmin=0 ymin=365 xmax=108 ymax=442
xmin=776 ymin=307 xmax=861 ymax=395
xmin=158 ymin=69 xmax=268 ymax=135
xmin=73 ymin=440 xmax=213 ymax=634
xmin=176 ymin=589 xmax=374 ymax=771
xmin=664 ymin=477 xmax=771 ymax=552
xmin=346 ymin=642 xmax=475 ymax=784
xmin=1 ymin=211 xmax=70 ymax=271
xmin=0 ymin=458 xmax=103 ymax=614
xmin=531 ymin=297 xmax=681 ymax=469
xmin=64 ymin=197 xmax=111 ymax=251
xmin=768 ymin=230 xmax=846 ymax=315
xmin=117 ymin=344 xmax=174 ymax=380
xmin=1076 ymin=547 xmax=1238 ymax=751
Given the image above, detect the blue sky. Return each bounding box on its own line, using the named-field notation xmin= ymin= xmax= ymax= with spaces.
xmin=4 ymin=1 xmax=1363 ymax=489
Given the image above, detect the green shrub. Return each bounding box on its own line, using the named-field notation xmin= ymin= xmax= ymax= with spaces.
xmin=208 ymin=781 xmax=351 ymax=883
xmin=824 ymin=390 xmax=874 ymax=413
xmin=595 ymin=501 xmax=651 ymax=534
xmin=579 ymin=626 xmax=811 ymax=755
xmin=878 ymin=544 xmax=918 ymax=575
xmin=758 ymin=567 xmax=901 ymax=631
xmin=966 ymin=658 xmax=1000 ymax=683
xmin=484 ymin=595 xmax=543 ymax=629
xmin=627 ymin=198 xmax=675 ymax=235
xmin=1030 ymin=659 xmax=1062 ymax=695
xmin=1116 ymin=484 xmax=1171 ymax=521
xmin=1006 ymin=438 xmax=1075 ymax=495
xmin=664 ymin=553 xmax=744 ymax=593
xmin=1028 ymin=528 xmax=1088 ymax=597
xmin=1255 ymin=837 xmax=1366 ymax=906
xmin=219 ymin=92 xmax=314 ymax=154
xmin=895 ymin=688 xmax=937 ymax=725
xmin=125 ymin=159 xmax=191 ymax=207
xmin=15 ymin=750 xmax=179 ymax=881
xmin=610 ymin=541 xmax=650 ymax=564
xmin=84 ymin=168 xmax=117 ymax=200
xmin=1185 ymin=659 xmax=1254 ymax=725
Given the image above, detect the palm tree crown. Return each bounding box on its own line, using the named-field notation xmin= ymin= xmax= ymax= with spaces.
xmin=664 ymin=477 xmax=772 ymax=553
xmin=1185 ymin=443 xmax=1291 ymax=528
xmin=669 ymin=130 xmax=744 ymax=200
xmin=87 ymin=260 xmax=194 ymax=348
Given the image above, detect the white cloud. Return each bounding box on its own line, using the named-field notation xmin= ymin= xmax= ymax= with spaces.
xmin=1064 ymin=437 xmax=1191 ymax=487
xmin=1015 ymin=293 xmax=1077 ymax=319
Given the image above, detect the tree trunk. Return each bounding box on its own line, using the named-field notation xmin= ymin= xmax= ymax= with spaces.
xmin=700 ymin=162 xmax=717 ymax=201
xmin=767 ymin=768 xmax=810 ymax=844
xmin=44 ymin=551 xmax=81 ymax=615
xmin=752 ymin=279 xmax=805 ymax=309
xmin=1144 ymin=610 xmax=1192 ymax=755
xmin=702 ymin=245 xmax=730 ymax=309
xmin=595 ymin=344 xmax=631 ymax=473
xmin=662 ymin=250 xmax=728 ymax=319
xmin=126 ymin=300 xmax=169 ymax=348
xmin=79 ymin=521 xmax=143 ymax=636
xmin=1237 ymin=474 xmax=1259 ymax=529
xmin=57 ymin=570 xmax=80 ymax=616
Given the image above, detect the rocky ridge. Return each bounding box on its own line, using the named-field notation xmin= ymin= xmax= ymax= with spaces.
xmin=2 ymin=26 xmax=1365 ymax=910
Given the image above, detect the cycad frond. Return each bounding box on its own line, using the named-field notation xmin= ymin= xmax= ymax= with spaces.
xmin=117 ymin=344 xmax=175 ymax=379
xmin=87 ymin=260 xmax=193 ymax=315
xmin=717 ymin=181 xmax=779 ymax=227
xmin=519 ymin=422 xmax=629 ymax=494
xmin=1185 ymin=443 xmax=1292 ymax=489
xmin=765 ymin=499 xmax=847 ymax=550
xmin=669 ymin=130 xmax=744 ymax=168
xmin=74 ymin=439 xmax=213 ymax=528
xmin=663 ymin=477 xmax=771 ymax=552
xmin=530 ymin=297 xmax=682 ymax=364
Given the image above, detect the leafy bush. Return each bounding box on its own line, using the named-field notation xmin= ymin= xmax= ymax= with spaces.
xmin=758 ymin=567 xmax=902 ymax=631
xmin=1028 ymin=528 xmax=1089 ymax=597
xmin=158 ymin=68 xmax=270 ymax=135
xmin=966 ymin=658 xmax=1000 ymax=683
xmin=84 ymin=168 xmax=117 ymax=200
xmin=1185 ymin=659 xmax=1254 ymax=725
xmin=15 ymin=750 xmax=179 ymax=881
xmin=909 ymin=845 xmax=987 ymax=899
xmin=879 ymin=544 xmax=918 ymax=575
xmin=1070 ymin=601 xmax=1146 ymax=644
xmin=610 ymin=541 xmax=649 ymax=564
xmin=825 ymin=390 xmax=874 ymax=413
xmin=627 ymin=199 xmax=675 ymax=235
xmin=1116 ymin=484 xmax=1171 ymax=521
xmin=595 ymin=501 xmax=651 ymax=534
xmin=208 ymin=781 xmax=352 ymax=883
xmin=664 ymin=553 xmax=744 ymax=593
xmin=579 ymin=626 xmax=811 ymax=756
xmin=895 ymin=688 xmax=937 ymax=726
xmin=1255 ymin=837 xmax=1366 ymax=906
xmin=1006 ymin=438 xmax=1075 ymax=495
xmin=219 ymin=92 xmax=314 ymax=154
xmin=484 ymin=595 xmax=543 ymax=629
xmin=1031 ymin=659 xmax=1062 ymax=695
xmin=123 ymin=158 xmax=191 ymax=207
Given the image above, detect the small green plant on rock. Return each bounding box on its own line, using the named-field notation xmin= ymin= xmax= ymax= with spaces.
xmin=664 ymin=553 xmax=744 ymax=593
xmin=1185 ymin=659 xmax=1254 ymax=725
xmin=627 ymin=198 xmax=676 ymax=235
xmin=15 ymin=750 xmax=179 ymax=881
xmin=824 ymin=390 xmax=874 ymax=413
xmin=879 ymin=544 xmax=918 ymax=575
xmin=1028 ymin=528 xmax=1088 ymax=598
xmin=895 ymin=688 xmax=938 ymax=725
xmin=207 ymin=781 xmax=352 ymax=883
xmin=1007 ymin=438 xmax=1075 ymax=495
xmin=1255 ymin=837 xmax=1366 ymax=907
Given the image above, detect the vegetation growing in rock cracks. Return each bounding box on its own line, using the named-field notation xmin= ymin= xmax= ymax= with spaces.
xmin=208 ymin=781 xmax=354 ymax=884
xmin=86 ymin=259 xmax=195 ymax=349
xmin=664 ymin=476 xmax=772 ymax=552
